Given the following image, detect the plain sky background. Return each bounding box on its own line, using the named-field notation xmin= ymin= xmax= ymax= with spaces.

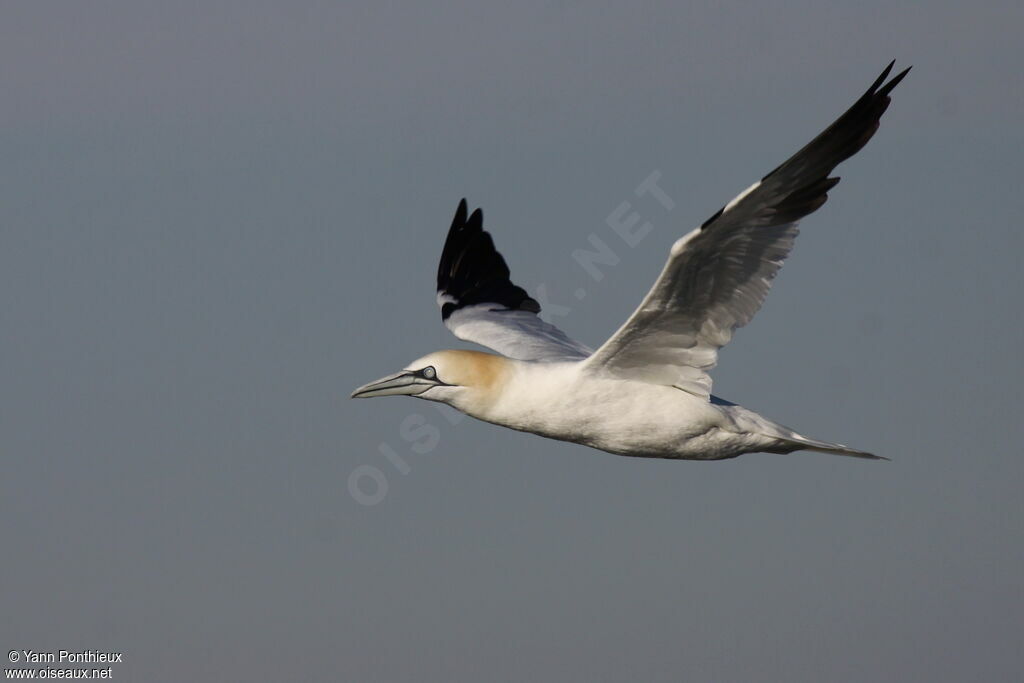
xmin=2 ymin=2 xmax=1022 ymax=681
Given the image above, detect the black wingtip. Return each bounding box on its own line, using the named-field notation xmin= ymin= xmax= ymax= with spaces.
xmin=467 ymin=207 xmax=483 ymax=231
xmin=436 ymin=200 xmax=541 ymax=320
xmin=879 ymin=65 xmax=912 ymax=97
xmin=873 ymin=60 xmax=896 ymax=90
xmin=868 ymin=61 xmax=910 ymax=99
xmin=451 ymin=198 xmax=468 ymax=229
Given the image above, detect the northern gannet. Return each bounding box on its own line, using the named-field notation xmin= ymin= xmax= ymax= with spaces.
xmin=352 ymin=62 xmax=909 ymax=461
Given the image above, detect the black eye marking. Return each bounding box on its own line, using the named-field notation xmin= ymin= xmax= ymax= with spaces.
xmin=411 ymin=365 xmax=451 ymax=387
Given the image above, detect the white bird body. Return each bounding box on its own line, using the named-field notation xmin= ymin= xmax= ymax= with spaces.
xmin=493 ymin=374 xmax=761 ymax=461
xmin=353 ymin=63 xmax=910 ymax=462
xmin=474 ymin=358 xmax=725 ymax=458
xmin=406 ymin=350 xmax=844 ymax=460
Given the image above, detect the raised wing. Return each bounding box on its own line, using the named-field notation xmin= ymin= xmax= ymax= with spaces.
xmin=436 ymin=199 xmax=592 ymax=361
xmin=582 ymin=62 xmax=910 ymax=398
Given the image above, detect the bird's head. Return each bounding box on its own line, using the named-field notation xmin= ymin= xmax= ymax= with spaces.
xmin=350 ymin=349 xmax=510 ymax=410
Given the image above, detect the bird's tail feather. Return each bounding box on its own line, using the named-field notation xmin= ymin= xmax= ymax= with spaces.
xmin=773 ymin=433 xmax=886 ymax=460
xmin=720 ymin=403 xmax=884 ymax=460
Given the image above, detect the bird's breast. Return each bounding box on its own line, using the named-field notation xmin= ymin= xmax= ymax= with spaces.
xmin=479 ymin=364 xmax=723 ymax=457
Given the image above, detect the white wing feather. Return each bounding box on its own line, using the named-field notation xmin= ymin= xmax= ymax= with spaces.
xmin=441 ymin=299 xmax=591 ymax=362
xmin=582 ymin=62 xmax=910 ymax=397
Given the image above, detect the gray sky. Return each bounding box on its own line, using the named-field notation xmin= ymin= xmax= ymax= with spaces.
xmin=2 ymin=1 xmax=1022 ymax=681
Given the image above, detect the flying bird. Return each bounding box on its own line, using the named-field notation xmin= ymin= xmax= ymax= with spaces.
xmin=352 ymin=62 xmax=909 ymax=461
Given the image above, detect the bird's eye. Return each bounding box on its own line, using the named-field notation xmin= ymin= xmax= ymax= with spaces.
xmin=421 ymin=366 xmax=436 ymax=380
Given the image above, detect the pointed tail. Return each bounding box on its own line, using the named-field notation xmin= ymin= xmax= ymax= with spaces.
xmin=720 ymin=402 xmax=885 ymax=460
xmin=774 ymin=433 xmax=887 ymax=461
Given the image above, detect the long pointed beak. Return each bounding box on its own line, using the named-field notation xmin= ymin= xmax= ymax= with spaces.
xmin=350 ymin=371 xmax=431 ymax=399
